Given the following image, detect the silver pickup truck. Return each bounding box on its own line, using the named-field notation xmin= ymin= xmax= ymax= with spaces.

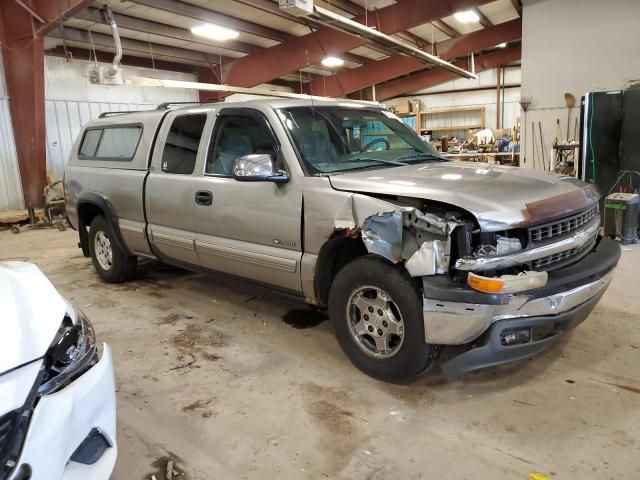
xmin=64 ymin=98 xmax=620 ymax=382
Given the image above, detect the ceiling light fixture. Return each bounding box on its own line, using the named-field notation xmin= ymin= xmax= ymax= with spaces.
xmin=321 ymin=56 xmax=344 ymax=67
xmin=454 ymin=10 xmax=480 ymax=23
xmin=497 ymin=42 xmax=507 ymax=48
xmin=191 ymin=24 xmax=239 ymax=41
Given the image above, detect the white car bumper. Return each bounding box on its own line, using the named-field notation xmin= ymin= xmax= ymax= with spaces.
xmin=9 ymin=344 xmax=116 ymax=480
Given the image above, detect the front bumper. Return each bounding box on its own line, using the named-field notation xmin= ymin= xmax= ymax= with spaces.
xmin=422 ymin=237 xmax=620 ymax=378
xmin=9 ymin=344 xmax=117 ymax=480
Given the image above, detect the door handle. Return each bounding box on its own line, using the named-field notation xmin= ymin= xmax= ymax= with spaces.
xmin=195 ymin=190 xmax=213 ymax=206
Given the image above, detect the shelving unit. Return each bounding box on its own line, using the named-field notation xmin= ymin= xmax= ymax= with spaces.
xmin=397 ymin=112 xmax=421 ymax=134
xmin=419 ymin=106 xmax=485 ymax=137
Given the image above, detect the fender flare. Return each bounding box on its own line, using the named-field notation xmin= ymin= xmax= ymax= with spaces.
xmin=76 ymin=192 xmax=132 ymax=257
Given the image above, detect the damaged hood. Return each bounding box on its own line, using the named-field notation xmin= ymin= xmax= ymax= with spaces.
xmin=328 ymin=162 xmax=600 ymax=231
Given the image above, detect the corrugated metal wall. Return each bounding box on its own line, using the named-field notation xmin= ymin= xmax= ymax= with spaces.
xmin=44 ymin=56 xmax=198 ymax=180
xmin=0 ymin=52 xmax=25 ymax=211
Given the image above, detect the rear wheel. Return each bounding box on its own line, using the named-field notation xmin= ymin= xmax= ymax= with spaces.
xmin=88 ymin=215 xmax=137 ymax=283
xmin=329 ymin=255 xmax=436 ymax=383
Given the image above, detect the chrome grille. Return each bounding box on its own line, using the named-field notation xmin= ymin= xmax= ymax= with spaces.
xmin=532 ymin=240 xmax=594 ymax=269
xmin=530 ymin=205 xmax=598 ymax=243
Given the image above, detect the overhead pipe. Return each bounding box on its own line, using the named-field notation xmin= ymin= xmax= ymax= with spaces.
xmin=290 ymin=4 xmax=477 ymax=80
xmin=104 ymin=6 xmax=122 ymax=77
xmin=125 ymin=76 xmax=379 ymax=104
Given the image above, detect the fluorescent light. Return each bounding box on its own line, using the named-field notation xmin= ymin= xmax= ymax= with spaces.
xmin=497 ymin=42 xmax=507 ymax=48
xmin=321 ymin=56 xmax=344 ymax=67
xmin=454 ymin=10 xmax=480 ymax=23
xmin=191 ymin=24 xmax=239 ymax=41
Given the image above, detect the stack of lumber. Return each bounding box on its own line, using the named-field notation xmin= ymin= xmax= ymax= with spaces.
xmin=0 ymin=209 xmax=45 ymax=224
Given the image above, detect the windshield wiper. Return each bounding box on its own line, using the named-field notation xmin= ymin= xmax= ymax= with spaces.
xmin=348 ymin=157 xmax=408 ymax=166
xmin=396 ymin=152 xmax=446 ymax=163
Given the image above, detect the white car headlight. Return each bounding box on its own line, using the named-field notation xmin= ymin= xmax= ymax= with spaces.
xmin=38 ymin=307 xmax=97 ymax=395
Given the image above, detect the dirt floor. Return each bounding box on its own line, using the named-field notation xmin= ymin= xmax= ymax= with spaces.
xmin=1 ymin=228 xmax=639 ymax=479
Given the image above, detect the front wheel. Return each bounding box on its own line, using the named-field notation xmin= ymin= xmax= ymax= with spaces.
xmin=88 ymin=215 xmax=137 ymax=283
xmin=329 ymin=255 xmax=436 ymax=383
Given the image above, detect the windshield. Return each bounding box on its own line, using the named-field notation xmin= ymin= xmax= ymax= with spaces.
xmin=278 ymin=106 xmax=446 ymax=174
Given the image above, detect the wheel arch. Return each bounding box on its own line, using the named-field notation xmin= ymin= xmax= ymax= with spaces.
xmin=314 ymin=229 xmax=369 ymax=307
xmin=76 ymin=192 xmax=131 ymax=258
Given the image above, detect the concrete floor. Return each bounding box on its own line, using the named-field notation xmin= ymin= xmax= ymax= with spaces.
xmin=1 ymin=228 xmax=639 ymax=479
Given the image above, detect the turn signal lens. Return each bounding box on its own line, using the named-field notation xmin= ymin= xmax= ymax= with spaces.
xmin=467 ymin=273 xmax=504 ymax=293
xmin=468 ymin=271 xmax=548 ymax=294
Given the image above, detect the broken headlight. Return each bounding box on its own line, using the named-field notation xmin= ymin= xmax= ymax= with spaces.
xmin=477 ymin=236 xmax=523 ymax=256
xmin=38 ymin=307 xmax=98 ymax=395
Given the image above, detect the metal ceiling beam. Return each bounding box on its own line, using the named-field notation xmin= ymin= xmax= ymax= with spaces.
xmin=432 ymin=20 xmax=461 ymax=38
xmin=128 ymin=0 xmax=293 ymax=43
xmin=306 ymin=19 xmax=521 ymax=97
xmin=309 ymin=5 xmax=476 ymax=77
xmin=225 ymin=0 xmax=492 ymax=88
xmin=396 ymin=31 xmax=431 ymax=49
xmin=307 ymin=0 xmax=431 ymax=51
xmin=45 ymin=45 xmax=304 ymax=93
xmin=128 ymin=0 xmax=371 ymax=65
xmin=510 ymin=0 xmax=523 ymax=16
xmin=47 ymin=26 xmax=228 ymax=65
xmin=473 ymin=7 xmax=493 ymax=28
xmin=32 ymin=0 xmax=95 ymax=35
xmin=234 ymin=0 xmax=375 ymax=64
xmin=13 ymin=0 xmax=46 ymax=23
xmin=314 ymin=0 xmax=362 ymax=16
xmin=437 ymin=18 xmax=520 ymax=60
xmin=76 ymin=7 xmax=261 ymax=55
xmin=303 ymin=0 xmax=431 ymax=49
xmin=376 ymin=44 xmax=521 ymax=101
xmin=72 ymin=7 xmax=349 ymax=77
xmin=45 ymin=45 xmax=200 ymax=74
xmin=47 ymin=27 xmax=325 ymax=82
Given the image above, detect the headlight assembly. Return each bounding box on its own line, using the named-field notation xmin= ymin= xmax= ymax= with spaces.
xmin=38 ymin=307 xmax=98 ymax=395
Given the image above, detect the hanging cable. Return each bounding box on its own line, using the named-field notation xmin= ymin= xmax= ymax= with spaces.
xmin=148 ymin=40 xmax=156 ymax=70
xmin=88 ymin=29 xmax=99 ymax=68
xmin=305 ymin=21 xmax=345 ymax=97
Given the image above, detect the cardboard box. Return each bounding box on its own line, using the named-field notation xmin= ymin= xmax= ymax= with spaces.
xmin=394 ymin=100 xmax=411 ymax=114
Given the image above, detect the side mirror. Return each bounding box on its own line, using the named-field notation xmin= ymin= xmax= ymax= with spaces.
xmin=232 ymin=154 xmax=289 ymax=184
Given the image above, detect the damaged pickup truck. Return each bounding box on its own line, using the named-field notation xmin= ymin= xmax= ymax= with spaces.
xmin=64 ymin=99 xmax=620 ymax=382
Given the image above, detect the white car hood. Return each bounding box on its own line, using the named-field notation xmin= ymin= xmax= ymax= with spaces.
xmin=0 ymin=262 xmax=66 ymax=374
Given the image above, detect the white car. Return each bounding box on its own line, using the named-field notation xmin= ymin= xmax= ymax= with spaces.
xmin=0 ymin=262 xmax=116 ymax=480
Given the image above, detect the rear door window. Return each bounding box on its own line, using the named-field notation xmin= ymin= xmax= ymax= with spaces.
xmin=78 ymin=125 xmax=142 ymax=160
xmin=161 ymin=114 xmax=208 ymax=174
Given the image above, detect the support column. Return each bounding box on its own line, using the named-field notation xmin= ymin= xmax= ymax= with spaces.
xmin=0 ymin=0 xmax=46 ymax=207
xmin=496 ymin=66 xmax=502 ymax=129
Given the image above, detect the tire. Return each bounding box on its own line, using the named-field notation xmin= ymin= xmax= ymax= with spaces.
xmin=88 ymin=215 xmax=137 ymax=283
xmin=329 ymin=255 xmax=436 ymax=383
